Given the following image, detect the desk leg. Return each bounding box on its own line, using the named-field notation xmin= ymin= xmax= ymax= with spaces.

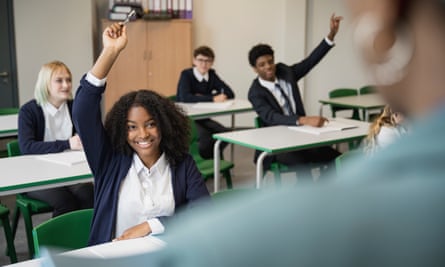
xmin=256 ymin=152 xmax=268 ymax=189
xmin=365 ymin=110 xmax=370 ymax=122
xmin=319 ymin=104 xmax=324 ymax=116
xmin=214 ymin=139 xmax=222 ymax=193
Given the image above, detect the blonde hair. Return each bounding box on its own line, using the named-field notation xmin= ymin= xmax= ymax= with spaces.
xmin=364 ymin=105 xmax=399 ymax=153
xmin=34 ymin=61 xmax=72 ymax=105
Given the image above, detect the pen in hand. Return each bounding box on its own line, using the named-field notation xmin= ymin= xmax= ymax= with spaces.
xmin=220 ymin=88 xmax=225 ymax=95
xmin=120 ymin=10 xmax=136 ymax=27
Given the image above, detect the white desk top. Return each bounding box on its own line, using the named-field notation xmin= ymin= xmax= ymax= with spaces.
xmin=0 ymin=151 xmax=92 ymax=196
xmin=0 ymin=114 xmax=18 ymax=137
xmin=176 ymin=99 xmax=253 ymax=119
xmin=213 ymin=118 xmax=370 ymax=154
xmin=6 ymin=236 xmax=166 ymax=267
xmin=319 ymin=94 xmax=385 ymax=109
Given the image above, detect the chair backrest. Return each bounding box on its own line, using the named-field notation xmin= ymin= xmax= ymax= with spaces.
xmin=329 ymin=88 xmax=358 ymax=99
xmin=254 ymin=116 xmax=264 ymax=128
xmin=32 ymin=208 xmax=94 ymax=257
xmin=0 ymin=108 xmax=19 ymax=115
xmin=6 ymin=140 xmax=21 ymax=157
xmin=167 ymin=95 xmax=177 ymax=101
xmin=188 ymin=118 xmax=204 ymax=163
xmin=359 ymin=85 xmax=377 ymax=95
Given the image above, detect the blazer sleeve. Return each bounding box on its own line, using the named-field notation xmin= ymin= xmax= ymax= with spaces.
xmin=290 ymin=39 xmax=333 ymax=80
xmin=177 ymin=70 xmax=213 ymax=102
xmin=18 ymin=103 xmax=70 ymax=154
xmin=210 ymin=71 xmax=235 ymax=99
xmin=248 ymin=81 xmax=300 ymax=126
xmin=72 ymin=75 xmax=113 ymax=179
xmin=158 ymin=155 xmax=210 ymax=226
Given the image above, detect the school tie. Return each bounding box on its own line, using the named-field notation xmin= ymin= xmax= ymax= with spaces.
xmin=275 ymin=83 xmax=294 ymax=115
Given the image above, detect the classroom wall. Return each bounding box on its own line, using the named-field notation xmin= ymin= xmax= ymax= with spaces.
xmin=13 ymin=0 xmax=369 ymax=126
xmin=13 ymin=0 xmax=94 ymax=105
xmin=305 ymin=0 xmax=370 ymax=116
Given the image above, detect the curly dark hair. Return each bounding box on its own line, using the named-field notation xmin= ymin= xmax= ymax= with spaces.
xmin=248 ymin=44 xmax=274 ymax=67
xmin=104 ymin=89 xmax=190 ymax=166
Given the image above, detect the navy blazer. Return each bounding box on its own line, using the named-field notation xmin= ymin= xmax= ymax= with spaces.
xmin=248 ymin=39 xmax=333 ymax=127
xmin=176 ymin=68 xmax=235 ymax=102
xmin=18 ymin=99 xmax=75 ymax=154
xmin=72 ymin=76 xmax=210 ymax=246
xmin=248 ymin=39 xmax=333 ymax=164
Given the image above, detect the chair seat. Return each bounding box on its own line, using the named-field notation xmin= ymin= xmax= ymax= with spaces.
xmin=197 ymin=159 xmax=234 ymax=179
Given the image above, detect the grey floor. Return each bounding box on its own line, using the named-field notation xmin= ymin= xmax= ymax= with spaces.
xmin=0 ymin=145 xmax=263 ymax=265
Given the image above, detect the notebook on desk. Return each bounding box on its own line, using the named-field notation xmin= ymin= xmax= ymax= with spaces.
xmin=35 ymin=151 xmax=87 ymax=166
xmin=192 ymin=100 xmax=234 ymax=109
xmin=288 ymin=120 xmax=358 ymax=135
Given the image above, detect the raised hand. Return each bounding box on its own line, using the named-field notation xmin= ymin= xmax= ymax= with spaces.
xmin=327 ymin=13 xmax=344 ymax=42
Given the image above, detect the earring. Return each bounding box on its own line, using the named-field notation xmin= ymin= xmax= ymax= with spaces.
xmin=353 ymin=13 xmax=414 ymax=86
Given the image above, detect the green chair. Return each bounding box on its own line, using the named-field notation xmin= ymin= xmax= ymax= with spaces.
xmin=0 ymin=107 xmax=19 ymax=115
xmin=189 ymin=119 xmax=234 ymax=189
xmin=358 ymin=85 xmax=377 ymax=95
xmin=7 ymin=140 xmax=53 ymax=258
xmin=254 ymin=117 xmax=297 ymax=185
xmin=167 ymin=95 xmax=177 ymax=101
xmin=359 ymin=85 xmax=381 ymax=121
xmin=32 ymin=208 xmax=93 ymax=257
xmin=0 ymin=204 xmax=17 ymax=263
xmin=328 ymin=88 xmax=361 ymax=120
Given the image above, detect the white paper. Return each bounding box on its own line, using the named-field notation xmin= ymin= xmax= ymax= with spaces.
xmin=288 ymin=120 xmax=357 ymax=135
xmin=192 ymin=100 xmax=234 ymax=109
xmin=35 ymin=151 xmax=87 ymax=166
xmin=68 ymin=236 xmax=166 ymax=258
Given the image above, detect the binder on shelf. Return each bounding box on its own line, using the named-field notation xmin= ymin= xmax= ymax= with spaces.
xmin=179 ymin=0 xmax=186 ymax=18
xmin=172 ymin=0 xmax=179 ymax=18
xmin=185 ymin=0 xmax=192 ymax=19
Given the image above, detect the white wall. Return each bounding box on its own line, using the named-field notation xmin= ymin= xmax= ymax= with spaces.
xmin=192 ymin=0 xmax=307 ymax=126
xmin=14 ymin=0 xmax=94 ymax=105
xmin=13 ymin=0 xmax=369 ymax=126
xmin=305 ymin=0 xmax=370 ymax=116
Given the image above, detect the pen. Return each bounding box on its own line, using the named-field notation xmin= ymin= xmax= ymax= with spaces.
xmin=120 ymin=10 xmax=136 ymax=26
xmin=220 ymin=88 xmax=225 ymax=95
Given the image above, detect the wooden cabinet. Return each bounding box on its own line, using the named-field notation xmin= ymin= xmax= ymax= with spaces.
xmin=102 ymin=19 xmax=192 ymax=111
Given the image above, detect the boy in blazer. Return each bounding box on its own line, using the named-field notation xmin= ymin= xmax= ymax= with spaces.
xmin=247 ymin=14 xmax=343 ymax=175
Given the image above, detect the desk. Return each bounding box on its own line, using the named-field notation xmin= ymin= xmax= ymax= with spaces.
xmin=319 ymin=94 xmax=385 ymax=121
xmin=213 ymin=118 xmax=370 ymax=192
xmin=177 ymin=99 xmax=253 ymax=160
xmin=0 ymin=114 xmax=18 ymax=138
xmin=176 ymin=99 xmax=253 ymax=120
xmin=0 ymin=152 xmax=93 ymax=196
xmin=6 ymin=236 xmax=166 ymax=267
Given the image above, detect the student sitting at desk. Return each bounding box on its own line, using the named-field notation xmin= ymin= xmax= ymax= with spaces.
xmin=247 ymin=14 xmax=342 ymax=176
xmin=176 ymin=46 xmax=235 ymax=159
xmin=72 ymin=23 xmax=210 ymax=245
xmin=18 ymin=61 xmax=93 ymax=217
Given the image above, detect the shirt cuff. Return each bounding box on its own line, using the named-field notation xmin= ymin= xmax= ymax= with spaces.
xmin=324 ymin=37 xmax=335 ymax=46
xmin=86 ymin=71 xmax=107 ymax=87
xmin=147 ymin=218 xmax=165 ymax=235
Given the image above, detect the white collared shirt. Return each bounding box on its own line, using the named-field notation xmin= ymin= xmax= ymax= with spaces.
xmin=258 ymin=77 xmax=296 ymax=116
xmin=115 ymin=153 xmax=174 ymax=238
xmin=41 ymin=102 xmax=72 ymax=142
xmin=193 ymin=67 xmax=209 ymax=82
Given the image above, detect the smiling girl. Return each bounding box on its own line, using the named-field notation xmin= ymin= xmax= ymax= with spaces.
xmin=72 ymin=23 xmax=210 ymax=245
